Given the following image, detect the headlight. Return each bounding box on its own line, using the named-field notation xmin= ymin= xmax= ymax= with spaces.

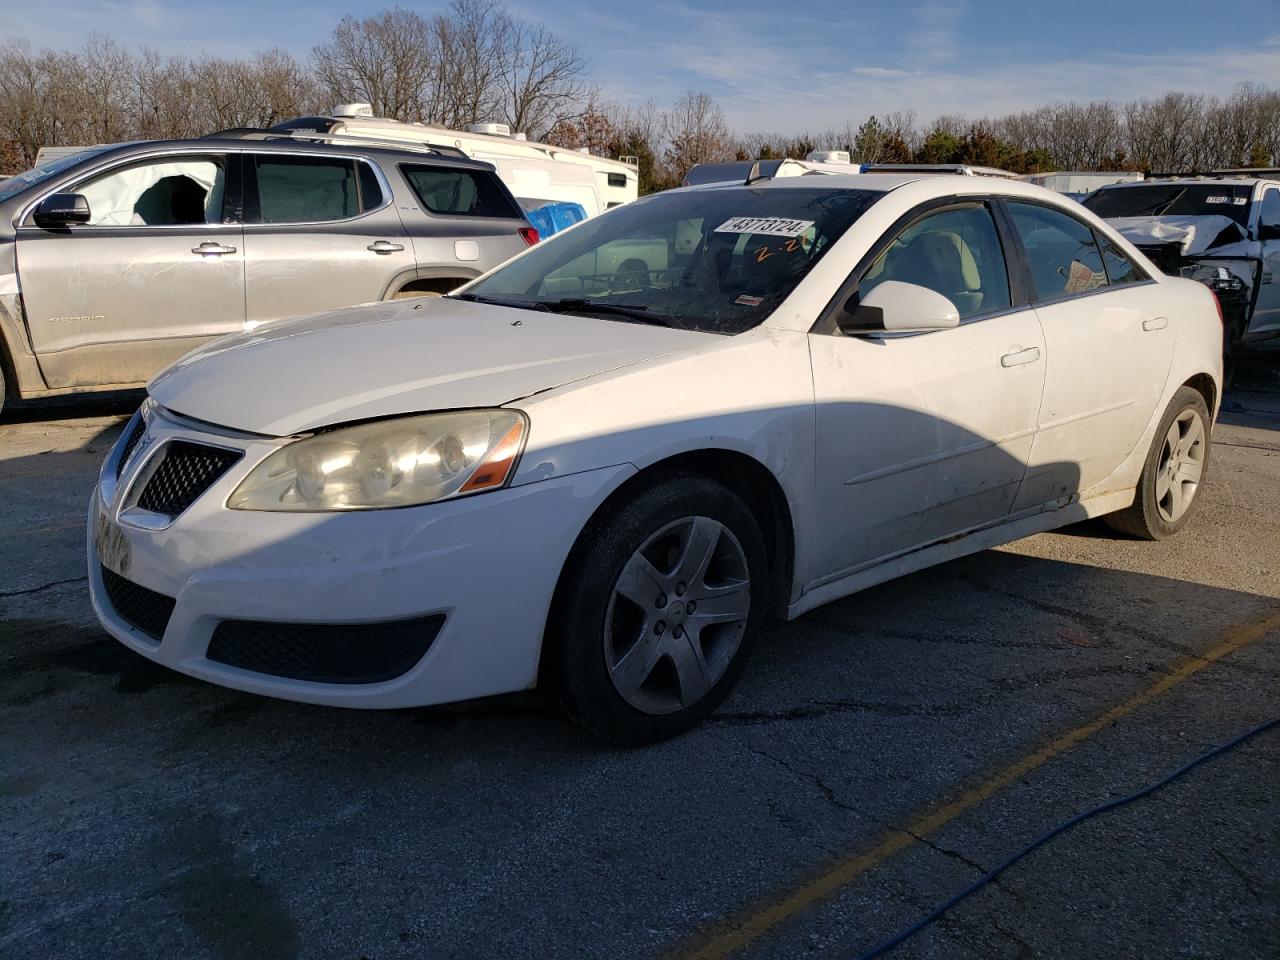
xmin=228 ymin=409 xmax=527 ymax=512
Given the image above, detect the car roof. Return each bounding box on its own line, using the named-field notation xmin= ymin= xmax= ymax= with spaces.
xmin=88 ymin=136 xmax=498 ymax=171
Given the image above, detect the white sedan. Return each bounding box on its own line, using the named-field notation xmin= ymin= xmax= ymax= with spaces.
xmin=89 ymin=173 xmax=1222 ymax=743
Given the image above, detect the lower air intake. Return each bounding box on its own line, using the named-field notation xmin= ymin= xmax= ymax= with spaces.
xmin=206 ymin=615 xmax=445 ymax=684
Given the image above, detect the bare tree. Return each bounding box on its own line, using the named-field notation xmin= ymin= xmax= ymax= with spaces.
xmin=312 ymin=7 xmax=437 ymax=121
xmin=498 ymin=21 xmax=588 ymax=137
xmin=663 ymin=91 xmax=732 ymax=179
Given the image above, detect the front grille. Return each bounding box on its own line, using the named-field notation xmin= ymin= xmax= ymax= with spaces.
xmin=100 ymin=566 xmax=176 ymax=642
xmin=207 ymin=615 xmax=446 ymax=684
xmin=136 ymin=441 xmax=241 ymax=516
xmin=115 ymin=414 xmax=147 ymax=479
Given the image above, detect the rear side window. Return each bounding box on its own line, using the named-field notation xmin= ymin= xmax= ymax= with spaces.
xmin=401 ymin=165 xmax=520 ymax=218
xmin=1099 ymin=237 xmax=1146 ymax=286
xmin=1007 ymin=202 xmax=1108 ymax=300
xmin=251 ymin=155 xmax=366 ymax=224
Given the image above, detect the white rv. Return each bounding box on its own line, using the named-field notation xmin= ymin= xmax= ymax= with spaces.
xmin=271 ymin=106 xmax=639 ymax=216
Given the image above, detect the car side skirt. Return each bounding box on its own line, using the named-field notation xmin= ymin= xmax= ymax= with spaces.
xmin=787 ymin=488 xmax=1135 ymax=620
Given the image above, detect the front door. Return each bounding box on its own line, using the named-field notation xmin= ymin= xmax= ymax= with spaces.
xmin=16 ymin=152 xmax=244 ymax=389
xmin=809 ymin=201 xmax=1047 ymax=580
xmin=1003 ymin=200 xmax=1176 ymax=510
xmin=1249 ymin=185 xmax=1280 ymax=336
xmin=241 ymin=153 xmax=414 ymax=326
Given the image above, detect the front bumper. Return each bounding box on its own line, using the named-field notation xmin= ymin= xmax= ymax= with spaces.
xmin=87 ymin=405 xmax=632 ymax=708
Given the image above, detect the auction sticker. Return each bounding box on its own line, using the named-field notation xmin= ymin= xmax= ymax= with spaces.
xmin=715 ymin=217 xmax=814 ymax=237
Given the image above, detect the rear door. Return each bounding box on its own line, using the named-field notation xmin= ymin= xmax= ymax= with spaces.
xmin=396 ymin=162 xmax=528 ymax=277
xmin=15 ymin=151 xmax=244 ymax=388
xmin=241 ymin=152 xmax=414 ymax=325
xmin=1003 ymin=200 xmax=1175 ymax=510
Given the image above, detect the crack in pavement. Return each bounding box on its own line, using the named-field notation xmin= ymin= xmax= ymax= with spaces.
xmin=711 ymin=698 xmax=971 ymax=727
xmin=962 ymin=577 xmax=1280 ymax=678
xmin=1212 ymin=847 xmax=1265 ymax=901
xmin=743 ymin=742 xmax=990 ymax=876
xmin=0 ymin=576 xmax=88 ymax=599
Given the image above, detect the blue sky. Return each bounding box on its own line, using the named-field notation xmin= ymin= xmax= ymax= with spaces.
xmin=2 ymin=0 xmax=1277 ymax=132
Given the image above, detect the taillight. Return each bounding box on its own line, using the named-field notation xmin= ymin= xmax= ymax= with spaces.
xmin=518 ymin=226 xmax=539 ymax=246
xmin=1210 ymin=290 xmax=1224 ymax=326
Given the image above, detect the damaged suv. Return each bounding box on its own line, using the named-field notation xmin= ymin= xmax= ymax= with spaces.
xmin=1083 ymin=177 xmax=1280 ymax=359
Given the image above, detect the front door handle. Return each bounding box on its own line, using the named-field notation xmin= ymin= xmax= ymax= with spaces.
xmin=192 ymin=242 xmax=237 ymax=256
xmin=1143 ymin=316 xmax=1169 ymax=331
xmin=1001 ymin=346 xmax=1041 ymax=368
xmin=367 ymin=240 xmax=406 ymax=254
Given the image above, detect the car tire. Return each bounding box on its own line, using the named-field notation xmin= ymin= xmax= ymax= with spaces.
xmin=1104 ymin=386 xmax=1211 ymax=540
xmin=547 ymin=474 xmax=769 ymax=745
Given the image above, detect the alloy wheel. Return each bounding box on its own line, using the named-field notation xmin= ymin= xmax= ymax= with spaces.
xmin=1155 ymin=408 xmax=1206 ymax=523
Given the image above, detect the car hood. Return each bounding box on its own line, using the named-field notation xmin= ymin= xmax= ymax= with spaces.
xmin=149 ymin=297 xmax=719 ymax=435
xmin=1108 ymin=215 xmax=1249 ymax=256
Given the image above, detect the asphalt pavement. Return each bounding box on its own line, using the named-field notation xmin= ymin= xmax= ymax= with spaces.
xmin=2 ymin=378 xmax=1277 ymax=960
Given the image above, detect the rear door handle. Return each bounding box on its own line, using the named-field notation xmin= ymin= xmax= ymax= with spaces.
xmin=367 ymin=240 xmax=405 ymax=254
xmin=1000 ymin=346 xmax=1041 ymax=368
xmin=192 ymin=242 xmax=237 ymax=256
xmin=1143 ymin=316 xmax=1169 ymax=331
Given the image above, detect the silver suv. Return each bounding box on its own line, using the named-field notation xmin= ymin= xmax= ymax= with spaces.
xmin=0 ymin=137 xmax=533 ymax=410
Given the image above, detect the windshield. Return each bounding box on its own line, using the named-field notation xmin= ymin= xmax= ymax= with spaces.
xmin=1083 ymin=183 xmax=1254 ymax=227
xmin=460 ymin=186 xmax=881 ymax=335
xmin=0 ymin=147 xmax=113 ymax=203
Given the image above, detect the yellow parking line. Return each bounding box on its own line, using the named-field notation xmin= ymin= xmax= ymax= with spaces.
xmin=667 ymin=607 xmax=1280 ymax=960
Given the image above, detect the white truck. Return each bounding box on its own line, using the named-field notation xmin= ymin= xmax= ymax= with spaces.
xmin=1082 ymin=176 xmax=1280 ymax=362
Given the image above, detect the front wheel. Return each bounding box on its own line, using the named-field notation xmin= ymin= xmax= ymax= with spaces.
xmin=547 ymin=475 xmax=769 ymax=745
xmin=1105 ymin=386 xmax=1211 ymax=540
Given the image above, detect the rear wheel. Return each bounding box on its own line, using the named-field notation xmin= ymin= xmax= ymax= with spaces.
xmin=548 ymin=475 xmax=768 ymax=744
xmin=1105 ymin=386 xmax=1210 ymax=539
xmin=391 ymin=278 xmax=468 ymax=300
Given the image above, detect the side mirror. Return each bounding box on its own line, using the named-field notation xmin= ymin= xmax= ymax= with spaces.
xmin=837 ymin=280 xmax=961 ymax=335
xmin=1260 ymin=221 xmax=1280 ymax=242
xmin=33 ymin=193 xmax=91 ymax=228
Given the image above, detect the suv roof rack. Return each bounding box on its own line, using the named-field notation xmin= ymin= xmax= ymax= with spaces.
xmin=201 ymin=127 xmax=471 ymax=160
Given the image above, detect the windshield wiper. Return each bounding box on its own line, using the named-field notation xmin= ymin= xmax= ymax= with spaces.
xmin=448 ymin=292 xmax=551 ymax=312
xmin=537 ymin=298 xmax=683 ymax=328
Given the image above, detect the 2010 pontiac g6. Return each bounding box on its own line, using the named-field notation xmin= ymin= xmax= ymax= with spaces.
xmin=89 ymin=173 xmax=1223 ymax=743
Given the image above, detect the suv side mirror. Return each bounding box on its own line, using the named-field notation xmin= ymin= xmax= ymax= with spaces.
xmin=1260 ymin=221 xmax=1280 ymax=242
xmin=33 ymin=193 xmax=91 ymax=228
xmin=837 ymin=281 xmax=961 ymax=335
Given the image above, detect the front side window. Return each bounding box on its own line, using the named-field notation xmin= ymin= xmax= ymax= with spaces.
xmin=1261 ymin=188 xmax=1280 ymax=231
xmin=860 ymin=204 xmax=1011 ymax=320
xmin=1008 ymin=202 xmax=1108 ymax=301
xmin=461 ymin=186 xmax=881 ymax=335
xmin=400 ymin=165 xmax=521 ymax=218
xmin=73 ymin=156 xmax=226 ymax=227
xmin=252 ymin=155 xmax=362 ymax=224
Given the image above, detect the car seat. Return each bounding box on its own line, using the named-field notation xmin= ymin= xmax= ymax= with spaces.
xmin=887 ymin=230 xmax=984 ymax=315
